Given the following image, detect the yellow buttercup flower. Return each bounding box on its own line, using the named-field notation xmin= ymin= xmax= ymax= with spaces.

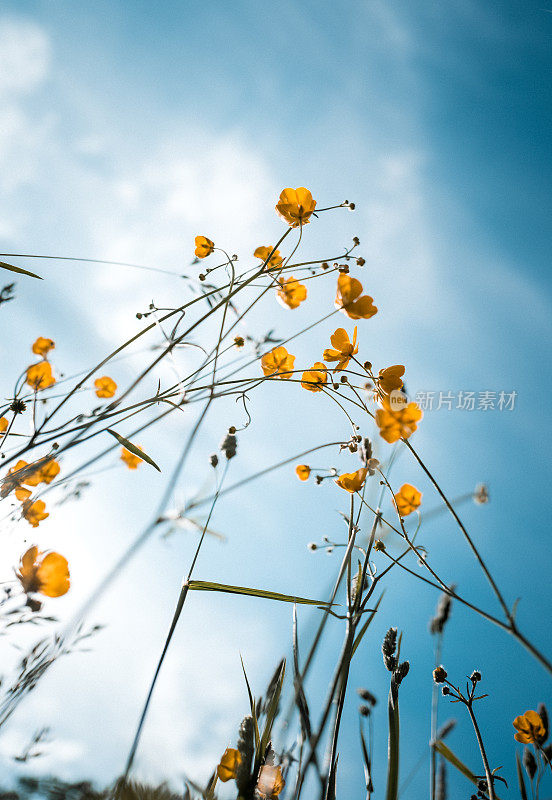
xmin=323 ymin=327 xmax=358 ymax=371
xmin=377 ymin=365 xmax=405 ymax=395
xmin=375 ymin=398 xmax=423 ymax=443
xmin=260 ymin=346 xmax=296 ymax=379
xmin=23 ymin=458 xmax=61 ymax=487
xmin=194 ymin=235 xmax=215 ymax=258
xmin=275 ymin=187 xmax=316 ymax=228
xmin=0 ymin=417 xmax=8 ymax=435
xmin=254 ymin=245 xmax=284 ymax=270
xmin=394 ymin=483 xmax=422 ymax=516
xmin=295 ymin=464 xmax=311 ymax=481
xmin=335 ymin=467 xmax=369 ymax=493
xmin=26 ymin=361 xmax=55 ymax=390
xmin=513 ymin=710 xmax=546 ymax=744
xmin=32 ymin=337 xmax=55 ymax=357
xmin=257 ymin=765 xmax=285 ymax=798
xmin=277 ymin=276 xmax=307 ymax=309
xmin=217 ymin=747 xmax=241 ymax=782
xmin=335 ymin=275 xmax=377 ymax=320
xmin=121 ymin=446 xmax=143 ymax=469
xmin=94 ymin=376 xmax=117 ymax=398
xmin=301 ymin=362 xmax=327 ymax=392
xmin=16 ymin=546 xmax=70 ymax=597
xmin=21 ymin=499 xmax=49 ymax=528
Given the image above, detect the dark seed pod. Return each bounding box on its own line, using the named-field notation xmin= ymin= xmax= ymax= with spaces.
xmin=382 ymin=627 xmax=397 ymax=672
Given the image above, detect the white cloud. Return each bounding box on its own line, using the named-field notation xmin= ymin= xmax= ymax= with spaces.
xmin=0 ymin=16 xmax=51 ymax=99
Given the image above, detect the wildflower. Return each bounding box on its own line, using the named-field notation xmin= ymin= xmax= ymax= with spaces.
xmin=217 ymin=747 xmax=241 ymax=782
xmin=301 ymin=362 xmax=327 ymax=392
xmin=295 ymin=464 xmax=311 ymax=481
xmin=375 ymin=398 xmax=423 ymax=443
xmin=335 ymin=275 xmax=377 ymax=320
xmin=256 ymin=765 xmax=285 ymax=798
xmin=121 ymin=446 xmax=143 ymax=469
xmin=94 ymin=376 xmax=117 ymax=398
xmin=277 ymin=276 xmax=307 ymax=309
xmin=394 ymin=483 xmax=422 ymax=516
xmin=377 ymin=365 xmax=405 ymax=395
xmin=335 ymin=467 xmax=368 ymax=493
xmin=261 ymin=346 xmax=295 ymax=379
xmin=26 ymin=361 xmax=55 ymax=390
xmin=323 ymin=327 xmax=358 ymax=371
xmin=21 ymin=499 xmax=49 ymax=528
xmin=32 ymin=337 xmax=55 ymax=357
xmin=23 ymin=458 xmax=61 ymax=488
xmin=234 ymin=336 xmax=245 ymax=348
xmin=275 ymin=187 xmax=316 ymax=228
xmin=513 ymin=710 xmax=546 ymax=744
xmin=433 ymin=666 xmax=447 ymax=683
xmin=254 ymin=245 xmax=284 ymax=270
xmin=16 ymin=546 xmax=69 ymax=597
xmin=0 ymin=417 xmax=8 ymax=434
xmin=194 ymin=235 xmax=215 ymax=258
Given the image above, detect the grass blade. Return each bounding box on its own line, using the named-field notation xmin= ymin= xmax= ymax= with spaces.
xmin=385 ymin=683 xmax=400 ymax=800
xmin=187 ymin=580 xmax=331 ymax=606
xmin=352 ymin=592 xmax=384 ymax=657
xmin=240 ymin=655 xmax=260 ymax=753
xmin=0 ymin=260 xmax=43 ymax=280
xmin=107 ymin=429 xmax=161 ymax=471
xmin=434 ymin=740 xmax=502 ymax=799
xmin=515 ymin=751 xmax=528 ymax=800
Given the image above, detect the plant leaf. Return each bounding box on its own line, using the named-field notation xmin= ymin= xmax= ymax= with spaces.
xmin=352 ymin=592 xmax=384 ymax=656
xmin=107 ymin=429 xmax=161 ymax=471
xmin=0 ymin=260 xmax=43 ymax=280
xmin=187 ymin=580 xmax=331 ymax=606
xmin=515 ymin=751 xmax=528 ymax=800
xmin=434 ymin=740 xmax=502 ymax=799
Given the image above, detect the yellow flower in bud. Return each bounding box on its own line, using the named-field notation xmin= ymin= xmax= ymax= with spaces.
xmin=277 ymin=276 xmax=307 ymax=310
xmin=254 ymin=245 xmax=284 ymax=270
xmin=323 ymin=327 xmax=358 ymax=371
xmin=295 ymin=464 xmax=311 ymax=481
xmin=32 ymin=337 xmax=55 ymax=357
xmin=21 ymin=499 xmax=49 ymax=528
xmin=121 ymin=447 xmax=143 ymax=469
xmin=26 ymin=361 xmax=55 ymax=390
xmin=194 ymin=235 xmax=215 ymax=258
xmin=377 ymin=365 xmax=405 ymax=395
xmin=257 ymin=765 xmax=285 ymax=798
xmin=513 ymin=710 xmax=546 ymax=744
xmin=394 ymin=483 xmax=422 ymax=516
xmin=16 ymin=546 xmax=69 ymax=597
xmin=94 ymin=376 xmax=117 ymax=398
xmin=0 ymin=417 xmax=8 ymax=434
xmin=275 ymin=187 xmax=316 ymax=228
xmin=301 ymin=362 xmax=328 ymax=392
xmin=335 ymin=274 xmax=377 ymax=320
xmin=335 ymin=467 xmax=369 ymax=493
xmin=375 ymin=398 xmax=423 ymax=443
xmin=217 ymin=747 xmax=241 ymax=782
xmin=260 ymin=346 xmax=296 ymax=379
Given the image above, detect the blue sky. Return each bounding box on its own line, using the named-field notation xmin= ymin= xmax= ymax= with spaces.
xmin=0 ymin=1 xmax=551 ymax=797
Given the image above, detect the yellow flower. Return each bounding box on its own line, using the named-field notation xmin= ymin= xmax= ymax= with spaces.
xmin=121 ymin=446 xmax=143 ymax=469
xmin=277 ymin=276 xmax=307 ymax=310
xmin=335 ymin=275 xmax=377 ymax=320
xmin=260 ymin=346 xmax=296 ymax=379
xmin=513 ymin=710 xmax=546 ymax=744
xmin=377 ymin=365 xmax=405 ymax=395
xmin=257 ymin=765 xmax=285 ymax=798
xmin=394 ymin=483 xmax=422 ymax=516
xmin=295 ymin=464 xmax=311 ymax=481
xmin=94 ymin=376 xmax=117 ymax=398
xmin=0 ymin=417 xmax=8 ymax=435
xmin=301 ymin=362 xmax=327 ymax=392
xmin=275 ymin=187 xmax=316 ymax=228
xmin=216 ymin=747 xmax=241 ymax=782
xmin=36 ymin=458 xmax=61 ymax=485
xmin=21 ymin=499 xmax=49 ymax=528
xmin=234 ymin=336 xmax=245 ymax=348
xmin=375 ymin=398 xmax=423 ymax=443
xmin=16 ymin=546 xmax=69 ymax=597
xmin=4 ymin=460 xmax=32 ymax=500
xmin=194 ymin=235 xmax=215 ymax=258
xmin=323 ymin=327 xmax=358 ymax=371
xmin=254 ymin=245 xmax=284 ymax=270
xmin=26 ymin=361 xmax=55 ymax=390
xmin=335 ymin=467 xmax=369 ymax=493
xmin=32 ymin=337 xmax=55 ymax=357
